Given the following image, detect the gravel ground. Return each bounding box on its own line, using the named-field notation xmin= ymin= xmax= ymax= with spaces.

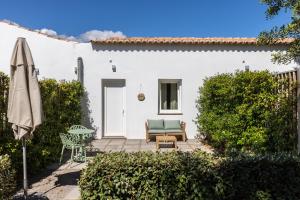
xmin=14 ymin=162 xmax=85 ymax=200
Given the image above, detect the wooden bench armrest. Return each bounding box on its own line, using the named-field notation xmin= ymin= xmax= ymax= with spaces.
xmin=180 ymin=121 xmax=186 ymax=131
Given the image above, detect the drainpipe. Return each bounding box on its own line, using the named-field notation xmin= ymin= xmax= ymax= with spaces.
xmin=77 ymin=57 xmax=84 ymax=85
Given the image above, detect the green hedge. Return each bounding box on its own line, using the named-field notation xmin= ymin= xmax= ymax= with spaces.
xmin=79 ymin=151 xmax=219 ymax=200
xmin=79 ymin=151 xmax=300 ymax=200
xmin=218 ymin=153 xmax=300 ymax=199
xmin=0 ymin=154 xmax=16 ymax=200
xmin=0 ymin=72 xmax=84 ymax=175
xmin=196 ymin=70 xmax=297 ymax=154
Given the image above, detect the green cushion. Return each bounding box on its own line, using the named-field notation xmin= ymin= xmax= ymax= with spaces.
xmin=164 ymin=120 xmax=181 ymax=130
xmin=165 ymin=129 xmax=183 ymax=133
xmin=147 ymin=120 xmax=164 ymax=130
xmin=148 ymin=129 xmax=165 ymax=134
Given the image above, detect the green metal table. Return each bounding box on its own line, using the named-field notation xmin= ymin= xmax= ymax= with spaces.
xmin=67 ymin=128 xmax=94 ymax=162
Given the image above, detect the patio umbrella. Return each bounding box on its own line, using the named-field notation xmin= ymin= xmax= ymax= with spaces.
xmin=7 ymin=37 xmax=43 ymax=198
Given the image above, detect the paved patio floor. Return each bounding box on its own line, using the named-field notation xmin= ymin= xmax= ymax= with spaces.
xmin=92 ymin=138 xmax=206 ymax=152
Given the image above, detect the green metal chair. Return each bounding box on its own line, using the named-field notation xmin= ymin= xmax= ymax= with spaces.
xmin=59 ymin=133 xmax=87 ymax=164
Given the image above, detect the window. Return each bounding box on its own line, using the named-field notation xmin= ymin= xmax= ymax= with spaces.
xmin=159 ymin=79 xmax=182 ymax=114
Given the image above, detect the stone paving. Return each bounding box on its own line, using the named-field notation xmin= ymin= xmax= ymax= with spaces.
xmin=20 ymin=139 xmax=212 ymax=200
xmin=92 ymin=138 xmax=206 ymax=152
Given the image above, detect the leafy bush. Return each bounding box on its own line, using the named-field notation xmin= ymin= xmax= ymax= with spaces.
xmin=0 ymin=71 xmax=9 ymax=133
xmin=79 ymin=151 xmax=219 ymax=200
xmin=0 ymin=73 xmax=84 ymax=175
xmin=0 ymin=154 xmax=16 ymax=200
xmin=196 ymin=70 xmax=297 ymax=154
xmin=218 ymin=153 xmax=300 ymax=200
xmin=79 ymin=151 xmax=300 ymax=200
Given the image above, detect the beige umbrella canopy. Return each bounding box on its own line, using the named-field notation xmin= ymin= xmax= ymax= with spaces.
xmin=7 ymin=37 xmax=43 ymax=139
xmin=7 ymin=37 xmax=43 ymax=198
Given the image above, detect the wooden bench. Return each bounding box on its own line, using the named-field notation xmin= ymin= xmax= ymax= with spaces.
xmin=145 ymin=120 xmax=187 ymax=142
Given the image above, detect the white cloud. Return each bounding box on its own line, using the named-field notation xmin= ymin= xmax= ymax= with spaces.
xmin=39 ymin=28 xmax=58 ymax=36
xmin=35 ymin=28 xmax=126 ymax=42
xmin=2 ymin=19 xmax=19 ymax=26
xmin=1 ymin=19 xmax=126 ymax=42
xmin=49 ymin=30 xmax=127 ymax=42
xmin=79 ymin=30 xmax=126 ymax=42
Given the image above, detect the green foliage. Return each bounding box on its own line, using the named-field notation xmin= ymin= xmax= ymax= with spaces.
xmin=196 ymin=70 xmax=297 ymax=154
xmin=79 ymin=151 xmax=219 ymax=200
xmin=259 ymin=0 xmax=300 ymax=64
xmin=0 ymin=154 xmax=16 ymax=200
xmin=79 ymin=151 xmax=300 ymax=200
xmin=0 ymin=71 xmax=9 ymax=135
xmin=0 ymin=72 xmax=84 ymax=176
xmin=218 ymin=152 xmax=300 ymax=200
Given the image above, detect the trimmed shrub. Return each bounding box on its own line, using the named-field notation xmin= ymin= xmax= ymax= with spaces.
xmin=0 ymin=154 xmax=16 ymax=200
xmin=196 ymin=70 xmax=297 ymax=154
xmin=79 ymin=151 xmax=219 ymax=200
xmin=218 ymin=153 xmax=300 ymax=199
xmin=79 ymin=151 xmax=300 ymax=200
xmin=0 ymin=73 xmax=84 ymax=175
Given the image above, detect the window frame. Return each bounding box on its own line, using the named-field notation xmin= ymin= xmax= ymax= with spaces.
xmin=158 ymin=79 xmax=182 ymax=114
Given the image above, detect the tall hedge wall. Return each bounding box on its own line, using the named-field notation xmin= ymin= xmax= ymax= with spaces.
xmin=0 ymin=72 xmax=84 ymax=176
xmin=196 ymin=70 xmax=297 ymax=154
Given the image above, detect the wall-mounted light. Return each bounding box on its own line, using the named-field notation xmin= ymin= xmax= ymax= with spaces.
xmin=74 ymin=67 xmax=78 ymax=74
xmin=109 ymin=59 xmax=116 ymax=72
xmin=242 ymin=60 xmax=250 ymax=71
xmin=112 ymin=65 xmax=116 ymax=72
xmin=245 ymin=65 xmax=250 ymax=71
xmin=35 ymin=68 xmax=40 ymax=75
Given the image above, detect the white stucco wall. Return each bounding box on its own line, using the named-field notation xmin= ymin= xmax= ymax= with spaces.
xmin=78 ymin=44 xmax=297 ymax=139
xmin=0 ymin=22 xmax=77 ymax=80
xmin=0 ymin=22 xmax=297 ymax=139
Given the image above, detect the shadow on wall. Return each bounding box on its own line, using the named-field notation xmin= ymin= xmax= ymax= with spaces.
xmin=77 ymin=57 xmax=95 ymax=131
xmin=81 ymin=90 xmax=94 ymax=130
xmin=91 ymin=43 xmax=288 ymax=53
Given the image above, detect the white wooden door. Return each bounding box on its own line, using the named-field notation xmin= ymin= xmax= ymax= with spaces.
xmin=103 ymin=80 xmax=126 ymax=137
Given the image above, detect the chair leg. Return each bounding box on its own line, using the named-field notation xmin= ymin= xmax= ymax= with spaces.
xmin=59 ymin=145 xmax=65 ymax=165
xmin=71 ymin=147 xmax=74 ymax=163
xmin=84 ymin=147 xmax=87 ymax=163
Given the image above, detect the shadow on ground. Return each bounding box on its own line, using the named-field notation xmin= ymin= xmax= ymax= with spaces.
xmin=55 ymin=171 xmax=80 ymax=186
xmin=13 ymin=148 xmax=102 ymax=199
xmin=13 ymin=193 xmax=49 ymax=200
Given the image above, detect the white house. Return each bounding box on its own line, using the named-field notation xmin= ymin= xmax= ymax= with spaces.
xmin=0 ymin=21 xmax=297 ymax=140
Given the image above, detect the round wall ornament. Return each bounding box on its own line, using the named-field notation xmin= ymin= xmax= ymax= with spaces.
xmin=138 ymin=93 xmax=145 ymax=101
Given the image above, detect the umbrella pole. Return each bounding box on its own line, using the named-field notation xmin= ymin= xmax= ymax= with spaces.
xmin=22 ymin=138 xmax=28 ymax=199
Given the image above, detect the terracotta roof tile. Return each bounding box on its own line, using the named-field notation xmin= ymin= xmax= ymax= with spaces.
xmin=92 ymin=37 xmax=293 ymax=45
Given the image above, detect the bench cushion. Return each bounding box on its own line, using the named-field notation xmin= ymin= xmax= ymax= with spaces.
xmin=164 ymin=120 xmax=181 ymax=130
xmin=147 ymin=119 xmax=164 ymax=130
xmin=148 ymin=129 xmax=165 ymax=134
xmin=165 ymin=129 xmax=183 ymax=133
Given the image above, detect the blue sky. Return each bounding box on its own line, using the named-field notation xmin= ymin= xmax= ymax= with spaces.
xmin=0 ymin=0 xmax=291 ymax=38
